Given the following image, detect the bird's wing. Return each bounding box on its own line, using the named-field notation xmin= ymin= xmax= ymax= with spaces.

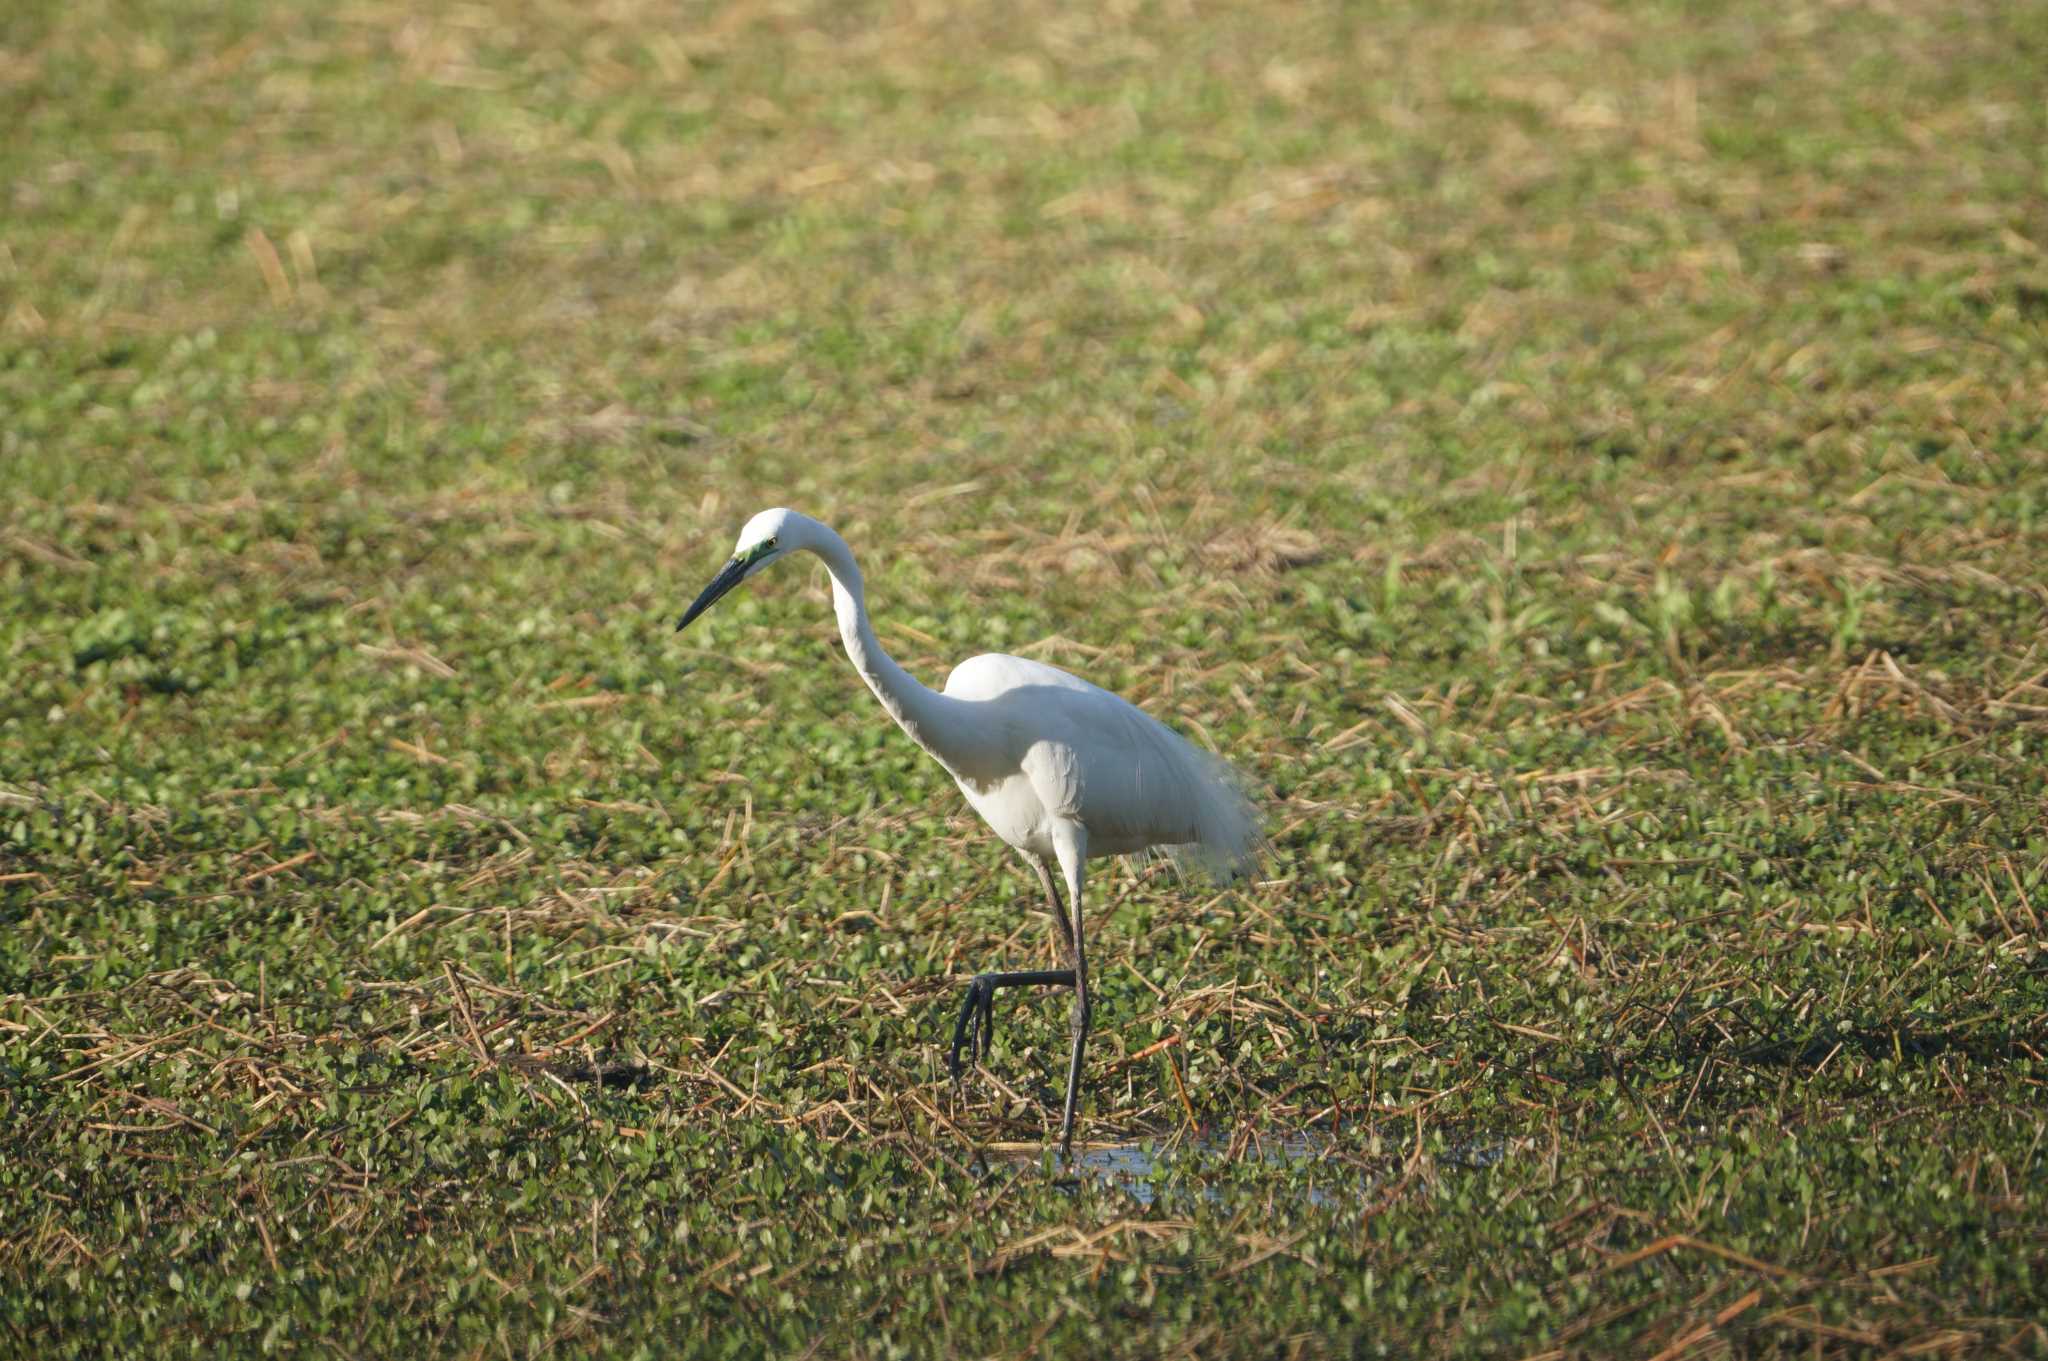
xmin=945 ymin=652 xmax=1263 ymax=879
xmin=941 ymin=652 xmax=1100 ymax=702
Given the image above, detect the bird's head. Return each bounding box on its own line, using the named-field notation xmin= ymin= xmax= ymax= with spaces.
xmin=675 ymin=507 xmax=809 ymax=632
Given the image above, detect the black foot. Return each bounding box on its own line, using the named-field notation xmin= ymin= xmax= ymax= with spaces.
xmin=946 ymin=969 xmax=1075 ymax=1088
xmin=949 ymin=974 xmax=997 ymax=1084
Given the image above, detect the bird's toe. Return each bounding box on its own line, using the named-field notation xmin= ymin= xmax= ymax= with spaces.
xmin=949 ymin=974 xmax=996 ymax=1082
xmin=978 ymin=986 xmax=1003 ymax=1064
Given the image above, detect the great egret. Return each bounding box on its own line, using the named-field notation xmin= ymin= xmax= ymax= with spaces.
xmin=676 ymin=508 xmax=1261 ymax=1153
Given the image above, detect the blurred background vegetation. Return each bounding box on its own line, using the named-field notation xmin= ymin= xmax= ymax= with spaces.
xmin=3 ymin=0 xmax=2046 ymax=1355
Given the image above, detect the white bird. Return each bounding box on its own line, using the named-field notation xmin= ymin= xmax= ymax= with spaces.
xmin=676 ymin=508 xmax=1261 ymax=1153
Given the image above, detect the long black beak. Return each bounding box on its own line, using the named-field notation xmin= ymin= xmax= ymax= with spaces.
xmin=676 ymin=558 xmax=748 ymax=632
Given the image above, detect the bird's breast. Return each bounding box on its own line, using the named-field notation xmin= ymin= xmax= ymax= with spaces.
xmin=954 ymin=772 xmax=1055 ymax=857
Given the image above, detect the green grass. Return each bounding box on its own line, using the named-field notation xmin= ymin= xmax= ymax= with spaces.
xmin=5 ymin=0 xmax=2048 ymax=1354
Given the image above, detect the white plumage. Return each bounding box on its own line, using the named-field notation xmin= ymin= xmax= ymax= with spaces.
xmin=676 ymin=507 xmax=1261 ymax=1153
xmin=939 ymin=652 xmax=1260 ymax=876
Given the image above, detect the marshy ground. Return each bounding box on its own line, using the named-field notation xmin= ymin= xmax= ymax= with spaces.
xmin=4 ymin=0 xmax=2046 ymax=1354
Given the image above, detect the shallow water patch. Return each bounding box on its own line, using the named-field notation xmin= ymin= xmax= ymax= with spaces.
xmin=984 ymin=1130 xmax=1351 ymax=1207
xmin=985 ymin=1128 xmax=1514 ymax=1208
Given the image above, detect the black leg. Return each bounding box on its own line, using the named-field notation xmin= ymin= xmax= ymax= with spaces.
xmin=949 ymin=969 xmax=1074 ymax=1085
xmin=1058 ymin=934 xmax=1090 ymax=1155
xmin=1033 ymin=857 xmax=1076 ymax=965
xmin=1052 ymin=843 xmax=1089 ymax=1157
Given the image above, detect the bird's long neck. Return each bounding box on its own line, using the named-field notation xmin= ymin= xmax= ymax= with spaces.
xmin=808 ymin=528 xmax=973 ymax=776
